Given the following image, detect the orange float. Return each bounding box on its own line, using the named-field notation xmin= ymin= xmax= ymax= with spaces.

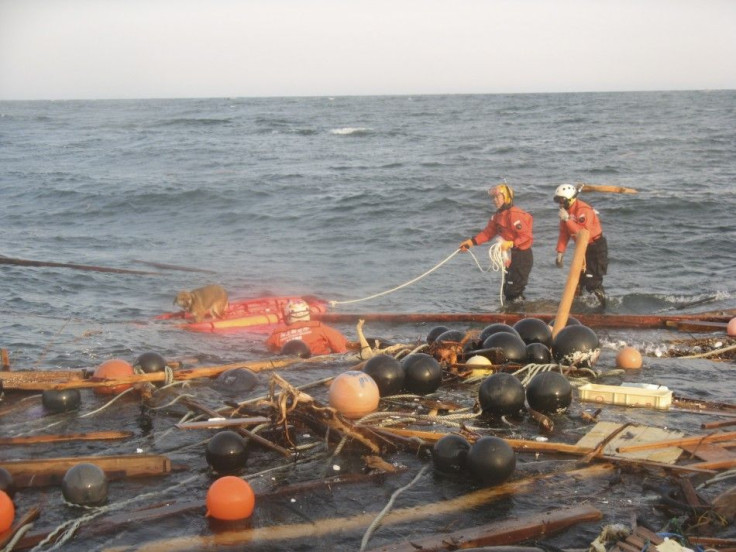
xmin=206 ymin=476 xmax=255 ymax=520
xmin=92 ymin=359 xmax=135 ymax=395
xmin=728 ymin=317 xmax=736 ymax=337
xmin=328 ymin=371 xmax=380 ymax=419
xmin=0 ymin=490 xmax=14 ymax=533
xmin=616 ymin=346 xmax=643 ymax=370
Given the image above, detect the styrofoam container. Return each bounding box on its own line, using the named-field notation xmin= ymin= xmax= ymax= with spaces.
xmin=578 ymin=383 xmax=672 ymax=410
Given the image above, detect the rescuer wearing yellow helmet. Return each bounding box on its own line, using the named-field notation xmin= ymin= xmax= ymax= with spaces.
xmin=459 ymin=183 xmax=534 ymax=304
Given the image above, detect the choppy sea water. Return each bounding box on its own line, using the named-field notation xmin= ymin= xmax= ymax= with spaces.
xmin=1 ymin=91 xmax=736 ymax=550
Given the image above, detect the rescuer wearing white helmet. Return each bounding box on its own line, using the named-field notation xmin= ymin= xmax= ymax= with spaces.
xmin=554 ymin=184 xmax=608 ymax=307
xmin=459 ymin=182 xmax=534 ymax=304
xmin=265 ymin=299 xmax=349 ymax=355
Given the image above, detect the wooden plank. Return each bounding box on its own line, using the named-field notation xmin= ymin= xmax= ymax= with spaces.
xmin=0 ymin=454 xmax=172 ymax=488
xmin=680 ymin=442 xmax=736 ymax=462
xmin=552 ymin=228 xmax=589 ymax=338
xmin=0 ymin=431 xmax=133 ymax=446
xmin=616 ymin=430 xmax=736 ymax=453
xmin=364 ymin=504 xmax=602 ymax=552
xmin=576 ymin=422 xmax=684 ymax=464
xmin=666 ymin=320 xmax=728 ymax=332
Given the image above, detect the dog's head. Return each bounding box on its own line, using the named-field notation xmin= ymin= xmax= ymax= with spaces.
xmin=174 ymin=291 xmax=193 ymax=310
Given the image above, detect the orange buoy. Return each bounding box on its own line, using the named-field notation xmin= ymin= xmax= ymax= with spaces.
xmin=0 ymin=490 xmax=14 ymax=533
xmin=206 ymin=476 xmax=255 ymax=520
xmin=328 ymin=370 xmax=380 ymax=419
xmin=728 ymin=317 xmax=736 ymax=337
xmin=616 ymin=346 xmax=643 ymax=370
xmin=92 ymin=359 xmax=135 ymax=395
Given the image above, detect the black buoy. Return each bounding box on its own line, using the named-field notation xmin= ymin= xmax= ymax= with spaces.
xmin=465 ymin=436 xmax=516 ymax=486
xmin=215 ymin=368 xmax=259 ymax=394
xmin=401 ymin=353 xmax=442 ymax=395
xmin=0 ymin=468 xmax=15 ymax=499
xmin=479 ymin=323 xmax=520 ymax=343
xmin=135 ymin=352 xmax=167 ymax=373
xmin=280 ymin=339 xmax=311 ymax=359
xmin=526 ymin=371 xmax=573 ymax=414
xmin=552 ymin=325 xmax=601 ymax=367
xmin=548 ymin=316 xmax=581 ymax=329
xmin=431 ymin=434 xmax=471 ymax=474
xmin=434 ymin=329 xmax=466 ymax=346
xmin=526 ymin=342 xmax=552 ymax=364
xmin=478 ymin=373 xmax=525 ymax=417
xmin=42 ymin=388 xmax=81 ymax=413
xmin=480 ymin=332 xmax=527 ymax=363
xmin=61 ymin=463 xmax=108 ymax=506
xmin=363 ymin=354 xmax=404 ymax=397
xmin=205 ymin=430 xmax=249 ymax=474
xmin=426 ymin=326 xmax=450 ymax=344
xmin=513 ymin=317 xmax=553 ymax=346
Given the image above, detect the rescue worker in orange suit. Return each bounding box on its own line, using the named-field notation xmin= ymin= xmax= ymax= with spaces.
xmin=266 ymin=299 xmax=348 ymax=356
xmin=553 ymin=183 xmax=608 ymax=307
xmin=459 ymin=183 xmax=534 ymax=303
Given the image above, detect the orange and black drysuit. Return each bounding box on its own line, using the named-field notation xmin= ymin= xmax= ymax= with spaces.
xmin=471 ymin=204 xmax=534 ymax=301
xmin=557 ymin=198 xmax=608 ymax=293
xmin=266 ymin=320 xmax=348 ymax=356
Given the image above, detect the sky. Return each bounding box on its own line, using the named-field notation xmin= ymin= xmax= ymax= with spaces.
xmin=1 ymin=0 xmax=735 ymax=101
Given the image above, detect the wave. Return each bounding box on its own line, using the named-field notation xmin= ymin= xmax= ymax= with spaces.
xmin=329 ymin=127 xmax=372 ymax=136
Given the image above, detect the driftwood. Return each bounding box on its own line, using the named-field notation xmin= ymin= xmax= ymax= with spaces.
xmin=0 ymin=454 xmax=173 ymax=488
xmin=98 ymin=464 xmax=615 ymax=552
xmin=0 ymin=430 xmax=134 ymax=446
xmin=616 ymin=431 xmax=736 ymax=453
xmin=552 ymin=228 xmax=589 ymax=338
xmin=0 ymin=255 xmax=160 ymax=275
xmin=174 ymin=417 xmax=270 ymax=430
xmin=365 ymin=504 xmax=602 ymax=552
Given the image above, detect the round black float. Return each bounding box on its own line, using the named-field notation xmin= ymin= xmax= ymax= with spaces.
xmin=478 ymin=373 xmax=525 ymax=417
xmin=426 ymin=326 xmax=450 ymax=344
xmin=363 ymin=354 xmax=404 ymax=397
xmin=206 ymin=430 xmax=249 ymax=474
xmin=61 ymin=462 xmax=108 ymax=506
xmin=42 ymin=388 xmax=81 ymax=413
xmin=215 ymin=368 xmax=258 ymax=394
xmin=513 ymin=318 xmax=553 ymax=346
xmin=280 ymin=339 xmax=311 ymax=359
xmin=525 ymin=371 xmax=572 ymax=414
xmin=401 ymin=353 xmax=442 ymax=395
xmin=434 ymin=329 xmax=466 ymax=346
xmin=548 ymin=316 xmax=581 ymax=329
xmin=0 ymin=468 xmax=15 ymax=499
xmin=135 ymin=352 xmax=167 ymax=373
xmin=551 ymin=325 xmax=601 ymax=367
xmin=480 ymin=332 xmax=527 ymax=364
xmin=479 ymin=323 xmax=520 ymax=343
xmin=526 ymin=343 xmax=552 ymax=364
xmin=465 ymin=436 xmax=516 ymax=486
xmin=431 ymin=434 xmax=471 ymax=474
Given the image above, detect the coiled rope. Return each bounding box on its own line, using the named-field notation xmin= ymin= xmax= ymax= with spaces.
xmin=328 ymin=241 xmax=508 ymax=308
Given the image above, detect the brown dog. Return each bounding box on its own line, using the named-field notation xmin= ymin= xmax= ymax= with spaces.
xmin=173 ymin=284 xmax=229 ymax=323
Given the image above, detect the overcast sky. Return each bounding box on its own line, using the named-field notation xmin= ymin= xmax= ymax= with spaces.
xmin=1 ymin=0 xmax=735 ymax=101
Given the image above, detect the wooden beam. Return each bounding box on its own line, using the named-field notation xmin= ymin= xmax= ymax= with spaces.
xmin=0 ymin=431 xmax=133 ymax=446
xmin=553 ymin=228 xmax=589 ymax=339
xmin=0 ymin=454 xmax=173 ymax=488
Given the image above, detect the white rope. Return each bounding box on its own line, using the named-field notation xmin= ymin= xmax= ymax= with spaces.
xmin=466 ymin=239 xmax=508 ymax=306
xmin=329 ymin=249 xmax=461 ymax=306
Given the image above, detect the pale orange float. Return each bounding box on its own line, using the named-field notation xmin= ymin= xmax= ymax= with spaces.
xmin=616 ymin=346 xmax=643 ymax=370
xmin=0 ymin=490 xmax=14 ymax=533
xmin=328 ymin=370 xmax=380 ymax=419
xmin=206 ymin=475 xmax=255 ymax=520
xmin=728 ymin=317 xmax=736 ymax=337
xmin=92 ymin=359 xmax=135 ymax=395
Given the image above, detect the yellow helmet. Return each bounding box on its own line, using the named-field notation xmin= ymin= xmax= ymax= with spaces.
xmin=489 ymin=183 xmax=514 ymax=205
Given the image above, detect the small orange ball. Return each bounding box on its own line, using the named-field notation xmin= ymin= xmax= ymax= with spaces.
xmin=616 ymin=346 xmax=643 ymax=370
xmin=92 ymin=359 xmax=135 ymax=395
xmin=328 ymin=371 xmax=380 ymax=419
xmin=727 ymin=317 xmax=736 ymax=337
xmin=206 ymin=476 xmax=255 ymax=520
xmin=0 ymin=490 xmax=14 ymax=533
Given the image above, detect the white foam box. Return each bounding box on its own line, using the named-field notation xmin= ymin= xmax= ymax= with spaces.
xmin=578 ymin=383 xmax=673 ymax=410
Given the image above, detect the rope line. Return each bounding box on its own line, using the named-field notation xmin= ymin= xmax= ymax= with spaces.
xmin=329 ymin=249 xmax=461 ymax=306
xmin=466 ymin=239 xmax=508 ymax=306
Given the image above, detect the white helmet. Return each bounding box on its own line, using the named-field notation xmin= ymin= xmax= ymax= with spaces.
xmin=285 ymin=300 xmax=310 ymax=323
xmin=554 ymin=184 xmax=578 ymax=207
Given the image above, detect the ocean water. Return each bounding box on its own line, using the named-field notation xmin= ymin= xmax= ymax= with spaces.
xmin=1 ymin=91 xmax=736 ymax=550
